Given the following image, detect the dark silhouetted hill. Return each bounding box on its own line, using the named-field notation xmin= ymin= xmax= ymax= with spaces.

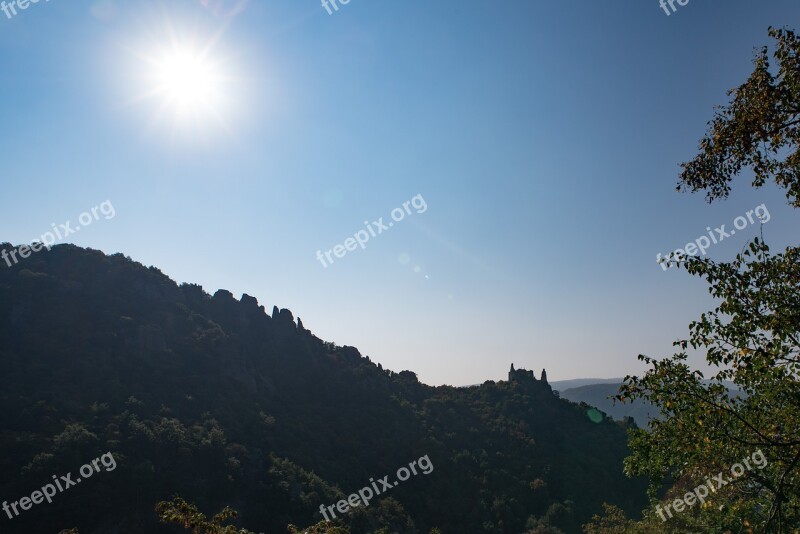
xmin=0 ymin=243 xmax=647 ymax=533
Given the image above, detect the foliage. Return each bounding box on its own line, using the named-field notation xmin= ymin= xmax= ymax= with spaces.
xmin=581 ymin=504 xmax=660 ymax=534
xmin=679 ymin=27 xmax=800 ymax=207
xmin=617 ymin=241 xmax=800 ymax=531
xmin=287 ymin=519 xmax=350 ymax=533
xmin=156 ymin=496 xmax=257 ymax=534
xmin=613 ymin=26 xmax=800 ymax=534
xmin=0 ymin=242 xmax=645 ymax=533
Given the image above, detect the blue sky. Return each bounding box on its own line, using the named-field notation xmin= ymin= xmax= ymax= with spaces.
xmin=1 ymin=0 xmax=799 ymax=386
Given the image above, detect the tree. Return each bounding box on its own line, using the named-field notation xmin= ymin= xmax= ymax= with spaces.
xmin=156 ymin=496 xmax=259 ymax=534
xmin=157 ymin=497 xmax=353 ymax=534
xmin=614 ymin=27 xmax=800 ymax=533
xmin=679 ymin=28 xmax=800 ymax=207
xmin=582 ymin=504 xmax=655 ymax=534
xmin=287 ymin=520 xmax=350 ymax=534
xmin=619 ymin=240 xmax=800 ymax=531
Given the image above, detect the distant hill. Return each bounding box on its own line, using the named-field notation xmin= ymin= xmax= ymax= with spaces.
xmin=0 ymin=243 xmax=648 ymax=534
xmin=558 ymin=384 xmax=659 ymax=429
xmin=550 ymin=378 xmax=624 ymax=392
xmin=556 ymin=379 xmax=741 ymax=429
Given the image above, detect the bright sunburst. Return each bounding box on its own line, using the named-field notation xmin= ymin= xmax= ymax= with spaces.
xmin=143 ymin=40 xmax=230 ymax=128
xmin=124 ymin=19 xmax=241 ymax=139
xmin=154 ymin=47 xmax=219 ymax=113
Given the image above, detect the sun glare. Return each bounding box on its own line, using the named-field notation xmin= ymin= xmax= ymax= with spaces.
xmin=123 ymin=19 xmax=242 ymax=140
xmin=150 ymin=45 xmax=224 ymax=119
xmin=157 ymin=49 xmax=216 ymax=108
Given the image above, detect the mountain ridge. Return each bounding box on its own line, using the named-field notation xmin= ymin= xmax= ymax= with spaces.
xmin=0 ymin=243 xmax=648 ymax=533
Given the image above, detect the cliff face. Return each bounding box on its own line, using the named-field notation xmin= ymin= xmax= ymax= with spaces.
xmin=0 ymin=243 xmax=647 ymax=534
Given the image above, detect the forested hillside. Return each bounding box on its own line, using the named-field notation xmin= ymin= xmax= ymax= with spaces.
xmin=0 ymin=243 xmax=646 ymax=533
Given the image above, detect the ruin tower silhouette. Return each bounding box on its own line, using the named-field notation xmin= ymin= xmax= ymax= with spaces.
xmin=508 ymin=364 xmax=537 ymax=383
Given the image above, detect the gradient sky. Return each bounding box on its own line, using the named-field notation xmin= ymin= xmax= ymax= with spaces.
xmin=2 ymin=0 xmax=799 ymax=386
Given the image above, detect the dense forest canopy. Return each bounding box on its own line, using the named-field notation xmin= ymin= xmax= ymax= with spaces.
xmin=0 ymin=243 xmax=645 ymax=533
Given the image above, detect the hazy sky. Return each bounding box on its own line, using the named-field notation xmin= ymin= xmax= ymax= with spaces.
xmin=1 ymin=0 xmax=799 ymax=386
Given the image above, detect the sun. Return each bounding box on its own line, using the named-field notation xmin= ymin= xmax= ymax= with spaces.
xmin=122 ymin=21 xmax=241 ymax=139
xmin=149 ymin=45 xmax=225 ymax=119
xmin=156 ymin=48 xmax=217 ymax=110
xmin=115 ymin=13 xmax=253 ymax=141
